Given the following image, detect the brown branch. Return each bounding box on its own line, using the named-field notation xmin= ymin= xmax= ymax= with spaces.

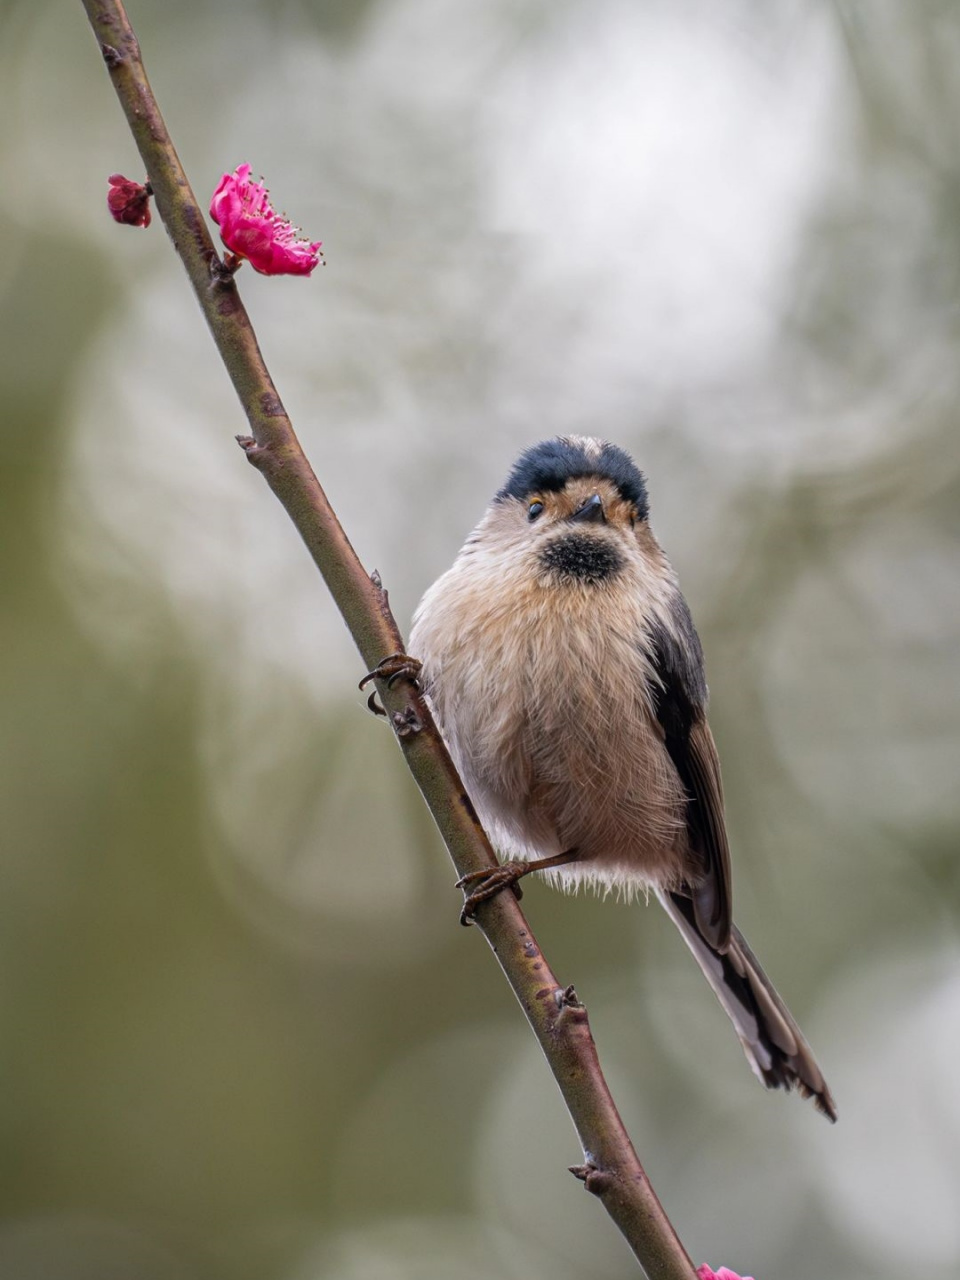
xmin=80 ymin=4 xmax=698 ymax=1275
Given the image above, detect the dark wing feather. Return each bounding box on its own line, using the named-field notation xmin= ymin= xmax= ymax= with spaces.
xmin=646 ymin=593 xmax=835 ymax=1118
xmin=683 ymin=717 xmax=733 ymax=951
xmin=647 ymin=603 xmax=732 ymax=953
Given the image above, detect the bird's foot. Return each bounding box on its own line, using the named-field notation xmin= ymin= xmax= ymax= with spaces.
xmin=457 ymin=862 xmax=527 ymax=925
xmin=456 ymin=848 xmax=580 ymax=925
xmin=359 ymin=653 xmax=423 ymax=716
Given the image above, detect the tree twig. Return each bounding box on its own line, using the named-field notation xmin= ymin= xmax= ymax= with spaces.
xmin=80 ymin=4 xmax=698 ymax=1275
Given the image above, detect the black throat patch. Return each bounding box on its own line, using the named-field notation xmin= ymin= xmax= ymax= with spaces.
xmin=539 ymin=533 xmax=624 ymax=586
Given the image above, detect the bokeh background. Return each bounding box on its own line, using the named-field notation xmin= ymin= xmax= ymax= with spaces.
xmin=2 ymin=0 xmax=959 ymax=1276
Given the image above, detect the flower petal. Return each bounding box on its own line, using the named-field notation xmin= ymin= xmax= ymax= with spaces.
xmin=209 ymin=164 xmax=323 ymax=277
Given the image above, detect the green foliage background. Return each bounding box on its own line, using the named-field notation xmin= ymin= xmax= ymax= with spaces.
xmin=1 ymin=1 xmax=959 ymax=1277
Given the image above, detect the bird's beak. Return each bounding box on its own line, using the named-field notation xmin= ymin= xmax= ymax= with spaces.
xmin=569 ymin=493 xmax=606 ymax=524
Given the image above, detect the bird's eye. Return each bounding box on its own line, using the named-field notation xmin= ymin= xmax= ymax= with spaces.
xmin=528 ymin=499 xmax=544 ymax=521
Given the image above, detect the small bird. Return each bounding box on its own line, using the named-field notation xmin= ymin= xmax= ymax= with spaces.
xmin=409 ymin=436 xmax=835 ymax=1120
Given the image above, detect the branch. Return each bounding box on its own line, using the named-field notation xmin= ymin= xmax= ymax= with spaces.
xmin=80 ymin=5 xmax=698 ymax=1275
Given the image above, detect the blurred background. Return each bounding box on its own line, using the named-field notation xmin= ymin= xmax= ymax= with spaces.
xmin=2 ymin=0 xmax=959 ymax=1276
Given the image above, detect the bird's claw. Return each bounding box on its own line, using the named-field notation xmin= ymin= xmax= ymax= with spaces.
xmin=359 ymin=653 xmax=423 ymax=716
xmin=457 ymin=862 xmax=525 ymax=925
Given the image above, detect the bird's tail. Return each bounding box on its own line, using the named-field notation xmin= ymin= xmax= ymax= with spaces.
xmin=657 ymin=890 xmax=837 ymax=1121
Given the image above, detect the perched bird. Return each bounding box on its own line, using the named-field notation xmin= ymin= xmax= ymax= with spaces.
xmin=409 ymin=436 xmax=836 ymax=1120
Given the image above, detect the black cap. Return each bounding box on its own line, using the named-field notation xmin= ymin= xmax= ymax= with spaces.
xmin=496 ymin=436 xmax=649 ymax=520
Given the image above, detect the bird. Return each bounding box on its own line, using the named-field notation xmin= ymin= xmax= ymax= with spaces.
xmin=407 ymin=435 xmax=836 ymax=1120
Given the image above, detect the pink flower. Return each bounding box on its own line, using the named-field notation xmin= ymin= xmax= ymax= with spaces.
xmin=107 ymin=174 xmax=152 ymax=227
xmin=209 ymin=164 xmax=322 ymax=276
xmin=697 ymin=1267 xmax=756 ymax=1280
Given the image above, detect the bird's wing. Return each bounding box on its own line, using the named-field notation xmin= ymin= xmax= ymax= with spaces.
xmin=646 ymin=606 xmax=732 ymax=953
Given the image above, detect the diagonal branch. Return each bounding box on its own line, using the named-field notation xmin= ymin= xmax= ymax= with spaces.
xmin=80 ymin=4 xmax=698 ymax=1275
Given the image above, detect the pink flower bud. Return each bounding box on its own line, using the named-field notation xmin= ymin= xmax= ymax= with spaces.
xmin=697 ymin=1266 xmax=756 ymax=1280
xmin=209 ymin=164 xmax=323 ymax=277
xmin=107 ymin=174 xmax=152 ymax=227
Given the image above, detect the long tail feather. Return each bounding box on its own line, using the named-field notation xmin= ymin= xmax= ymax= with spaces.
xmin=658 ymin=890 xmax=837 ymax=1121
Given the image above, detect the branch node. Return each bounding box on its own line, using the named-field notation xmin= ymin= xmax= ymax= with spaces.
xmin=370 ymin=568 xmax=392 ymax=612
xmin=556 ymin=984 xmax=582 ymax=1009
xmin=210 ymin=256 xmax=240 ymax=287
xmin=555 ymin=983 xmax=589 ymax=1031
xmin=569 ymin=1162 xmax=615 ymax=1197
xmin=236 ymin=434 xmax=279 ymax=477
xmin=101 ymin=42 xmax=123 ymax=67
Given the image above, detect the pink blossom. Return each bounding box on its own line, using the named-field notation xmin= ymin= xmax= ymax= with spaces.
xmin=107 ymin=174 xmax=152 ymax=227
xmin=697 ymin=1266 xmax=756 ymax=1280
xmin=209 ymin=164 xmax=322 ymax=276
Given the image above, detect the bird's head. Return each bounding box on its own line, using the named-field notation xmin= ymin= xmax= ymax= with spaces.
xmin=486 ymin=436 xmax=650 ymax=585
